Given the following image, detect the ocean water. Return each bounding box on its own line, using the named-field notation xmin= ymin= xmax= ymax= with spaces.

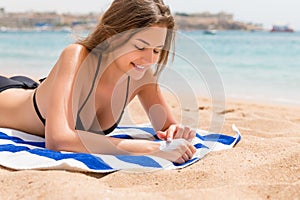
xmin=170 ymin=30 xmax=300 ymax=105
xmin=0 ymin=30 xmax=299 ymax=105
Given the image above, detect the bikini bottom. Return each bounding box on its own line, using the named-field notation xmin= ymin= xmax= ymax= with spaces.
xmin=0 ymin=75 xmax=39 ymax=92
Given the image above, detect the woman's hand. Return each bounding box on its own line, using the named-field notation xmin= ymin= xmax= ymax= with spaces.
xmin=156 ymin=124 xmax=196 ymax=142
xmin=150 ymin=138 xmax=197 ymax=164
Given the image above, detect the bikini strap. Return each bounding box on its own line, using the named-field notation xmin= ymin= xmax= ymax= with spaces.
xmin=33 ymin=89 xmax=46 ymax=125
xmin=116 ymin=76 xmax=130 ymax=124
xmin=77 ymin=54 xmax=102 ymax=115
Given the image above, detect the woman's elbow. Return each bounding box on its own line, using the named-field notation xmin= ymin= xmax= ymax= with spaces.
xmin=45 ymin=128 xmax=82 ymax=152
xmin=45 ymin=135 xmax=71 ymax=152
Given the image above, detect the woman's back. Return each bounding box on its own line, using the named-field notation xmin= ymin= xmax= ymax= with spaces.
xmin=0 ymin=44 xmax=90 ymax=136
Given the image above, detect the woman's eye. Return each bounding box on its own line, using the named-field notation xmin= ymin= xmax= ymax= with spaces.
xmin=153 ymin=48 xmax=161 ymax=54
xmin=135 ymin=45 xmax=145 ymax=51
xmin=134 ymin=45 xmax=161 ymax=54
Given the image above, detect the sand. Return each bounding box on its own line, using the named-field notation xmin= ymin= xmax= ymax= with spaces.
xmin=0 ymin=96 xmax=299 ymax=199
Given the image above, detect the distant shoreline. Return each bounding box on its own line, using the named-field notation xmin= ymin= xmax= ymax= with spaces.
xmin=0 ymin=10 xmax=264 ymax=31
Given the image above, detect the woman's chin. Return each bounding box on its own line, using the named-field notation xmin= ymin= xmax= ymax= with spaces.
xmin=129 ymin=71 xmax=146 ymax=80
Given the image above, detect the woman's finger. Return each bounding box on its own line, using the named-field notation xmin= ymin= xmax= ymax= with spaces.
xmin=166 ymin=124 xmax=177 ymax=141
xmin=182 ymin=127 xmax=191 ymax=140
xmin=175 ymin=157 xmax=185 ymax=164
xmin=174 ymin=126 xmax=184 ymax=139
xmin=190 ymin=130 xmax=196 ymax=141
xmin=156 ymin=130 xmax=167 ymax=140
xmin=189 ymin=144 xmax=197 ymax=154
xmin=185 ymin=147 xmax=194 ymax=159
xmin=182 ymin=153 xmax=189 ymax=161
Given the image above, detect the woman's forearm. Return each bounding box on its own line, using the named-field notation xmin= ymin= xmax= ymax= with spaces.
xmin=47 ymin=129 xmax=160 ymax=156
xmin=46 ymin=129 xmax=196 ymax=164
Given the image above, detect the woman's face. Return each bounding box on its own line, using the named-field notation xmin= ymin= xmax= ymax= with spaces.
xmin=111 ymin=26 xmax=168 ymax=80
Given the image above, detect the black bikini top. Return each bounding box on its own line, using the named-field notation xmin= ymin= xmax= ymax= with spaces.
xmin=33 ymin=53 xmax=130 ymax=135
xmin=75 ymin=76 xmax=130 ymax=135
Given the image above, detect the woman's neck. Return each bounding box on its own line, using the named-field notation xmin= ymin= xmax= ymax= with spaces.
xmin=99 ymin=52 xmax=129 ymax=88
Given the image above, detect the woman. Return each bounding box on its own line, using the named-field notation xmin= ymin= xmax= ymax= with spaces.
xmin=0 ymin=0 xmax=196 ymax=164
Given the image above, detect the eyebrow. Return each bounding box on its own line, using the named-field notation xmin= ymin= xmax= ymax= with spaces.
xmin=136 ymin=39 xmax=164 ymax=48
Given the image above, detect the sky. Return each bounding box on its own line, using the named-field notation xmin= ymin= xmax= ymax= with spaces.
xmin=0 ymin=0 xmax=299 ymax=30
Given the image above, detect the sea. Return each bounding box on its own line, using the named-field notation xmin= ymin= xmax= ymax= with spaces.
xmin=0 ymin=30 xmax=299 ymax=106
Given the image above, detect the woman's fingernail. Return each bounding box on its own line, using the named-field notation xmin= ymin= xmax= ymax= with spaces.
xmin=167 ymin=137 xmax=172 ymax=142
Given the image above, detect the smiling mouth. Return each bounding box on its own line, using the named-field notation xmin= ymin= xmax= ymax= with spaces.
xmin=132 ymin=63 xmax=145 ymax=71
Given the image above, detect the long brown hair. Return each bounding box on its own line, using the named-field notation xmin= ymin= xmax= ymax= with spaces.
xmin=77 ymin=0 xmax=175 ymax=75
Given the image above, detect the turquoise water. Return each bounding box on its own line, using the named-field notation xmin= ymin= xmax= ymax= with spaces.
xmin=0 ymin=31 xmax=73 ymax=76
xmin=0 ymin=30 xmax=299 ymax=105
xmin=175 ymin=30 xmax=300 ymax=105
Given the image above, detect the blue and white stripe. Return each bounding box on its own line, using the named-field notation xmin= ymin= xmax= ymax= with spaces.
xmin=0 ymin=125 xmax=241 ymax=173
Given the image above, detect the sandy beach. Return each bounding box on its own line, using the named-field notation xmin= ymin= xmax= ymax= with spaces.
xmin=0 ymin=94 xmax=299 ymax=200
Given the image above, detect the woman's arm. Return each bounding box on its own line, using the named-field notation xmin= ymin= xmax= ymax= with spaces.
xmin=137 ymin=75 xmax=196 ymax=142
xmin=137 ymin=82 xmax=176 ymax=131
xmin=50 ymin=128 xmax=195 ymax=164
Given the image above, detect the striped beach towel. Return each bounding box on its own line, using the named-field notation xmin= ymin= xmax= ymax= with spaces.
xmin=0 ymin=125 xmax=241 ymax=173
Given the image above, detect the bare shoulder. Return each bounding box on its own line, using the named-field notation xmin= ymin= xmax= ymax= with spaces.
xmin=42 ymin=44 xmax=91 ymax=89
xmin=50 ymin=44 xmax=90 ymax=75
xmin=62 ymin=43 xmax=89 ymax=55
xmin=59 ymin=44 xmax=90 ymax=64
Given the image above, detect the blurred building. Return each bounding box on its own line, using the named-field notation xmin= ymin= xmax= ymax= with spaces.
xmin=0 ymin=11 xmax=99 ymax=30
